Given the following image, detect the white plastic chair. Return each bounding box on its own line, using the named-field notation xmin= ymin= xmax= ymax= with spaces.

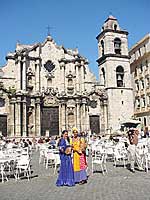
xmin=114 ymin=146 xmax=127 ymax=168
xmin=15 ymin=156 xmax=31 ymax=181
xmin=45 ymin=151 xmax=55 ymax=169
xmin=53 ymin=154 xmax=61 ymax=174
xmin=0 ymin=162 xmax=8 ymax=183
xmin=92 ymin=149 xmax=107 ymax=175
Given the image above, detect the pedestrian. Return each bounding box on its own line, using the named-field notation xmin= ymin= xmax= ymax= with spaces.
xmin=71 ymin=128 xmax=88 ymax=185
xmin=127 ymin=128 xmax=144 ymax=173
xmin=56 ymin=130 xmax=75 ymax=187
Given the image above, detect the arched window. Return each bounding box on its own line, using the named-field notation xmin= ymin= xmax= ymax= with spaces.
xmin=68 ymin=78 xmax=73 ymax=87
xmin=114 ymin=24 xmax=117 ymax=31
xmin=101 ymin=40 xmax=104 ymax=56
xmin=144 ymin=117 xmax=147 ymax=126
xmin=101 ymin=68 xmax=105 ymax=85
xmin=116 ymin=66 xmax=124 ymax=87
xmin=114 ymin=38 xmax=121 ymax=54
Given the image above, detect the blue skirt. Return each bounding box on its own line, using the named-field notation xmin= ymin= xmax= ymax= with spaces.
xmin=56 ymin=155 xmax=75 ymax=187
xmin=74 ymin=170 xmax=87 ymax=183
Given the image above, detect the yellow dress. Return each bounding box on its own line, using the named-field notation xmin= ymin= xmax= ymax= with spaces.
xmin=70 ymin=137 xmax=87 ymax=183
xmin=70 ymin=137 xmax=81 ymax=172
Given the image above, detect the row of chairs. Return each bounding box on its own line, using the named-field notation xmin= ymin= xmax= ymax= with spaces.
xmin=39 ymin=147 xmax=60 ymax=174
xmin=91 ymin=141 xmax=150 ymax=175
xmin=0 ymin=147 xmax=32 ymax=183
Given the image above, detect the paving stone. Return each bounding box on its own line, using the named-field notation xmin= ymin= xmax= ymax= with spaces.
xmin=0 ymin=151 xmax=150 ymax=200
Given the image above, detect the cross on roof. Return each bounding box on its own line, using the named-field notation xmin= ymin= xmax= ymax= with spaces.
xmin=46 ymin=26 xmax=53 ymax=36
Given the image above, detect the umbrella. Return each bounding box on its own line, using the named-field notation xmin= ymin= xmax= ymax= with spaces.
xmin=121 ymin=119 xmax=141 ymax=128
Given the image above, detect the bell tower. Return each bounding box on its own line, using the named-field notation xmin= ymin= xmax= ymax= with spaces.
xmin=96 ymin=16 xmax=134 ymax=131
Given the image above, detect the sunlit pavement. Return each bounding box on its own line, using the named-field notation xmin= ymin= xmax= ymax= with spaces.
xmin=1 ymin=151 xmax=150 ymax=200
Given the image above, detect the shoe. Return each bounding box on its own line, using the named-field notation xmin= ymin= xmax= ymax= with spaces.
xmin=130 ymin=168 xmax=135 ymax=173
xmin=79 ymin=180 xmax=87 ymax=185
xmin=138 ymin=167 xmax=144 ymax=171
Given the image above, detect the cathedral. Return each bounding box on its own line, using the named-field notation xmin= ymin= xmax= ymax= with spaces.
xmin=0 ymin=16 xmax=134 ymax=137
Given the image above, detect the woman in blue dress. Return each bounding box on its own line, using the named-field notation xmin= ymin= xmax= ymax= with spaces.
xmin=56 ymin=130 xmax=75 ymax=187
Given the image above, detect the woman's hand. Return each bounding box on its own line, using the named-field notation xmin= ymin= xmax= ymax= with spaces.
xmin=59 ymin=147 xmax=64 ymax=153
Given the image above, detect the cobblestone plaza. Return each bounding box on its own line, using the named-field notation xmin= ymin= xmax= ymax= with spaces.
xmin=1 ymin=151 xmax=150 ymax=200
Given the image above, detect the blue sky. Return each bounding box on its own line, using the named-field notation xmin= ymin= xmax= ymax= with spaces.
xmin=0 ymin=0 xmax=149 ymax=78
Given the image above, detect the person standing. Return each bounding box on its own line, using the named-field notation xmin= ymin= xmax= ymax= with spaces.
xmin=56 ymin=130 xmax=75 ymax=187
xmin=128 ymin=128 xmax=144 ymax=173
xmin=71 ymin=128 xmax=87 ymax=184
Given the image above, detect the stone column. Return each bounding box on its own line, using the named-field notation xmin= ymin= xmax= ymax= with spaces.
xmin=81 ymin=61 xmax=85 ymax=92
xmin=16 ymin=56 xmax=21 ymax=90
xmin=75 ymin=62 xmax=80 ymax=92
xmin=60 ymin=62 xmax=65 ymax=92
xmin=66 ymin=107 xmax=69 ymax=130
xmin=64 ymin=65 xmax=66 ymax=93
xmin=59 ymin=105 xmax=62 ymax=135
xmin=81 ymin=98 xmax=86 ymax=131
xmin=36 ymin=60 xmax=40 ymax=92
xmin=9 ymin=98 xmax=16 ymax=137
xmin=27 ymin=98 xmax=35 ymax=137
xmin=35 ymin=98 xmax=41 ymax=137
xmin=15 ymin=96 xmax=21 ymax=137
xmin=22 ymin=58 xmax=26 ymax=90
xmin=104 ymin=102 xmax=108 ymax=133
xmin=76 ymin=100 xmax=80 ymax=132
xmin=61 ymin=102 xmax=66 ymax=131
xmin=30 ymin=98 xmax=36 ymax=137
xmin=85 ymin=104 xmax=89 ymax=131
xmin=22 ymin=97 xmax=27 ymax=137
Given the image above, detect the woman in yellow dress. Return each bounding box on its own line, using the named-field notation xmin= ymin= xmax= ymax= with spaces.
xmin=71 ymin=128 xmax=87 ymax=184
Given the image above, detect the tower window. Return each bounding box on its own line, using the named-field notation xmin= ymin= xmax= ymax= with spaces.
xmin=101 ymin=40 xmax=104 ymax=56
xmin=114 ymin=38 xmax=121 ymax=55
xmin=144 ymin=117 xmax=147 ymax=126
xmin=114 ymin=24 xmax=117 ymax=31
xmin=101 ymin=68 xmax=105 ymax=85
xmin=116 ymin=66 xmax=124 ymax=87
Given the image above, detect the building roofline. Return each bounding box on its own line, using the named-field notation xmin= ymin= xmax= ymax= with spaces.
xmin=96 ymin=29 xmax=128 ymax=40
xmin=129 ymin=33 xmax=150 ymax=53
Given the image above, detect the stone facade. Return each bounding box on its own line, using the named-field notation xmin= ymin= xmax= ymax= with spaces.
xmin=0 ymin=35 xmax=108 ymax=137
xmin=96 ymin=16 xmax=134 ymax=131
xmin=129 ymin=34 xmax=150 ymax=128
xmin=0 ymin=16 xmax=136 ymax=137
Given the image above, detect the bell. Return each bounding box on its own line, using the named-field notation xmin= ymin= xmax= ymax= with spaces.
xmin=117 ymin=74 xmax=122 ymax=81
